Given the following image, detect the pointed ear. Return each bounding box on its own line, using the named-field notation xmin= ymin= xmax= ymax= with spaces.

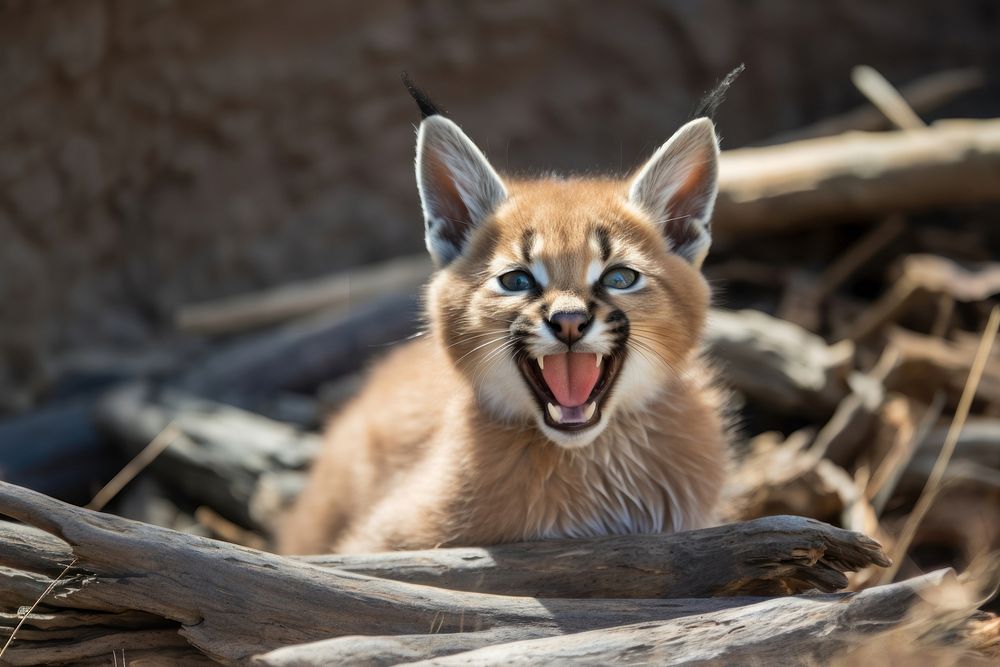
xmin=416 ymin=116 xmax=507 ymax=266
xmin=628 ymin=118 xmax=720 ymax=268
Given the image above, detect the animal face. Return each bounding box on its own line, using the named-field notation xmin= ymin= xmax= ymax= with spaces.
xmin=418 ymin=115 xmax=719 ymax=447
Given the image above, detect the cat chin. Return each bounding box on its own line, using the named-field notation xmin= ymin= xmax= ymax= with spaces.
xmin=537 ymin=414 xmax=609 ymax=448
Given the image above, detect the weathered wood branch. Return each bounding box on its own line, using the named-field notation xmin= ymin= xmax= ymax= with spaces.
xmin=176 ymin=291 xmax=420 ymax=398
xmin=0 ymin=522 xmax=70 ymax=575
xmin=0 ymin=482 xmax=890 ymax=665
xmin=0 ymin=510 xmax=889 ymax=604
xmin=0 ymin=497 xmax=891 ymax=603
xmin=705 ymin=309 xmax=854 ymax=416
xmin=254 ymin=570 xmax=963 ymax=666
xmin=896 ymin=254 xmax=1000 ymax=303
xmin=0 ymin=507 xmax=890 ymax=659
xmin=176 ymin=254 xmax=433 ymax=337
xmin=714 ymin=119 xmax=1000 ymax=240
xmin=394 ymin=570 xmax=961 ymax=666
xmin=0 ymin=627 xmax=201 ymax=667
xmin=884 ymin=327 xmax=1000 ymax=407
xmin=298 ymin=514 xmax=889 ymax=598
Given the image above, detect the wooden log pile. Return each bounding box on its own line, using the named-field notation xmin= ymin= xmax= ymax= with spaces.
xmin=2 ymin=69 xmax=1000 ymax=664
xmin=0 ymin=484 xmax=950 ymax=665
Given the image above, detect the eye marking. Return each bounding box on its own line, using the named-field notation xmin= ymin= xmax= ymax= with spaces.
xmin=530 ymin=259 xmax=549 ymax=288
xmin=596 ymin=226 xmax=613 ymax=263
xmin=586 ymin=259 xmax=603 ymax=285
xmin=600 ymin=267 xmax=641 ymax=291
xmin=497 ymin=269 xmax=537 ymax=292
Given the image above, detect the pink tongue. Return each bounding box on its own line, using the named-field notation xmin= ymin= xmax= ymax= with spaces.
xmin=541 ymin=353 xmax=600 ymax=407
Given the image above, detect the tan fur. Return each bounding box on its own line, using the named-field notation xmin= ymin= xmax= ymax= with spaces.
xmin=279 ymin=177 xmax=730 ymax=554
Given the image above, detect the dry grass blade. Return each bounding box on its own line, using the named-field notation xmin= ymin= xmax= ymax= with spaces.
xmin=0 ymin=556 xmax=78 ymax=659
xmin=882 ymin=306 xmax=1000 ymax=582
xmin=86 ymin=421 xmax=180 ymax=512
xmin=900 ymin=254 xmax=1000 ymax=301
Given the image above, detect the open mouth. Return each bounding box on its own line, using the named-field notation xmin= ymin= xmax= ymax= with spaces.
xmin=518 ymin=351 xmax=623 ymax=432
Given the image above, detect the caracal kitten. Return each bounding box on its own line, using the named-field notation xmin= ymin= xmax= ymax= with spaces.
xmin=279 ymin=103 xmax=729 ymax=554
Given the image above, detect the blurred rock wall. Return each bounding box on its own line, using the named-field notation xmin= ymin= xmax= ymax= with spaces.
xmin=1 ymin=0 xmax=998 ymax=410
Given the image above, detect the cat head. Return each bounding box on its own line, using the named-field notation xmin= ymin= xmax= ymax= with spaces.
xmin=418 ymin=114 xmax=719 ymax=447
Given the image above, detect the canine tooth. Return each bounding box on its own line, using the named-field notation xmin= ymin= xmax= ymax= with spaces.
xmin=546 ymin=403 xmax=562 ymax=422
xmin=595 ymin=353 xmax=603 ymax=368
xmin=584 ymin=402 xmax=597 ymax=421
xmin=537 ymin=356 xmax=544 ymax=370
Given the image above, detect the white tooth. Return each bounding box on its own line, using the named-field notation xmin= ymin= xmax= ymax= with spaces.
xmin=584 ymin=402 xmax=597 ymax=421
xmin=537 ymin=356 xmax=544 ymax=370
xmin=547 ymin=403 xmax=562 ymax=422
xmin=595 ymin=353 xmax=603 ymax=368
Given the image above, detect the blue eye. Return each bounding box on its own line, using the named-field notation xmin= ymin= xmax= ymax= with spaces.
xmin=601 ymin=267 xmax=639 ymax=290
xmin=499 ymin=270 xmax=536 ymax=292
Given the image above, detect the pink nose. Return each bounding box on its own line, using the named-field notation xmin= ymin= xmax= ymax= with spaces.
xmin=547 ymin=311 xmax=591 ymax=346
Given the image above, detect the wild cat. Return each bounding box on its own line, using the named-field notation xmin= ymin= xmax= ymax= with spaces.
xmin=279 ymin=91 xmax=729 ymax=554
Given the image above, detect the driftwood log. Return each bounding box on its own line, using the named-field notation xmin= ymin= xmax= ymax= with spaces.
xmin=713 ymin=119 xmax=1000 ymax=240
xmin=382 ymin=570 xmax=957 ymax=667
xmin=0 ymin=512 xmax=888 ymax=605
xmin=176 ymin=291 xmax=421 ymax=399
xmin=705 ymin=308 xmax=854 ymax=416
xmin=252 ymin=570 xmax=963 ymax=665
xmin=177 ymin=255 xmax=433 ymax=337
xmin=0 ymin=481 xmax=903 ymax=665
xmin=297 ymin=514 xmax=889 ymax=598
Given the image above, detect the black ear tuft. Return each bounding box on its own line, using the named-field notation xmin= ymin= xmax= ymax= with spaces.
xmin=401 ymin=71 xmax=445 ymax=119
xmin=691 ymin=64 xmax=745 ymax=120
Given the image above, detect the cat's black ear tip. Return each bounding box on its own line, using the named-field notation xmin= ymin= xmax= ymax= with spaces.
xmin=402 ymin=71 xmax=445 ymax=120
xmin=691 ymin=63 xmax=745 ymax=121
